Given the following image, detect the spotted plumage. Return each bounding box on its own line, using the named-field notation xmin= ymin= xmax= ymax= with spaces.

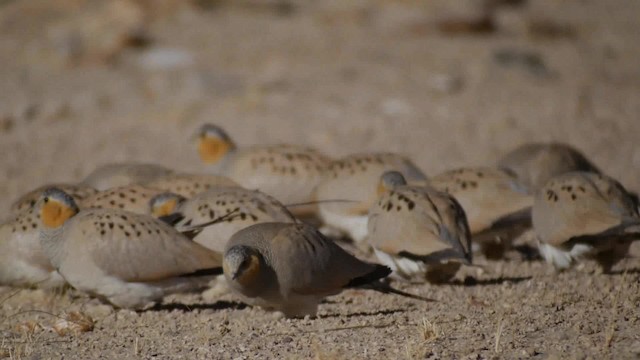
xmin=367 ymin=171 xmax=472 ymax=283
xmin=429 ymin=167 xmax=533 ymax=258
xmin=314 ymin=153 xmax=427 ymax=242
xmin=532 ymin=172 xmax=640 ymax=270
xmin=0 ymin=203 xmax=65 ymax=288
xmin=10 ymin=183 xmax=98 ymax=215
xmin=154 ymin=187 xmax=296 ymax=252
xmin=38 ymin=188 xmax=223 ymax=309
xmin=144 ymin=173 xmax=239 ymax=198
xmin=498 ymin=142 xmax=600 ymax=193
xmin=81 ymin=184 xmax=168 ymax=215
xmin=194 ymin=124 xmax=331 ymax=216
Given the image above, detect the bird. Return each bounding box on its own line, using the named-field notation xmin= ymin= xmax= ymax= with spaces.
xmin=150 ymin=186 xmax=297 ymax=252
xmin=193 ymin=123 xmax=331 ymax=216
xmin=10 ymin=183 xmax=98 ymax=216
xmin=80 ymin=184 xmax=169 ymax=215
xmin=82 ymin=162 xmax=174 ymax=191
xmin=532 ymin=171 xmax=640 ymax=271
xmin=0 ymin=200 xmax=66 ymax=288
xmin=367 ymin=171 xmax=472 ymax=283
xmin=223 ymin=222 xmax=432 ymax=318
xmin=143 ymin=173 xmax=239 ymax=198
xmin=498 ymin=142 xmax=600 ymax=193
xmin=313 ymin=153 xmax=427 ymax=242
xmin=428 ymin=167 xmax=533 ymax=259
xmin=37 ymin=188 xmax=224 ymax=309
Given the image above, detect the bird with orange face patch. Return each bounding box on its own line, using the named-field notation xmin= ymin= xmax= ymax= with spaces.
xmin=193 ymin=124 xmax=331 ymax=217
xmin=37 ymin=188 xmax=224 ymax=309
xmin=0 ymin=194 xmax=66 ymax=288
xmin=222 ymin=222 xmax=432 ymax=318
xmin=149 ymin=186 xmax=296 ymax=253
xmin=9 ymin=183 xmax=98 ymax=216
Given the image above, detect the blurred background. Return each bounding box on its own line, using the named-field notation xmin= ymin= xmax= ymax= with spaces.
xmin=1 ymin=0 xmax=639 ymax=218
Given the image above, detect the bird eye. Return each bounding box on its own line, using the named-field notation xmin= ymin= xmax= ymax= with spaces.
xmin=44 ymin=197 xmax=49 ymax=203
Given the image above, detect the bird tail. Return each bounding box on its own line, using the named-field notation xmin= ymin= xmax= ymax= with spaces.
xmin=362 ymin=281 xmax=436 ymax=302
xmin=347 ymin=265 xmax=435 ymax=302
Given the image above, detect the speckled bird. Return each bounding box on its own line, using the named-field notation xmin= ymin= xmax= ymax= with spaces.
xmin=367 ymin=171 xmax=472 ymax=283
xmin=144 ymin=173 xmax=239 ymax=198
xmin=533 ymin=172 xmax=640 ymax=271
xmin=193 ymin=124 xmax=331 ymax=216
xmin=10 ymin=183 xmax=98 ymax=216
xmin=0 ymin=196 xmax=66 ymax=288
xmin=429 ymin=167 xmax=533 ymax=258
xmin=38 ymin=188 xmax=223 ymax=309
xmin=150 ymin=186 xmax=296 ymax=252
xmin=314 ymin=153 xmax=427 ymax=242
xmin=80 ymin=184 xmax=168 ymax=215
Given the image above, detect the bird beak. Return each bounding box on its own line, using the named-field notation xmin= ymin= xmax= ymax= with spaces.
xmin=232 ymin=271 xmax=239 ymax=280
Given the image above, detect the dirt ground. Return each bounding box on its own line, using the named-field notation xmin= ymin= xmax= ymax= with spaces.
xmin=1 ymin=0 xmax=639 ymax=358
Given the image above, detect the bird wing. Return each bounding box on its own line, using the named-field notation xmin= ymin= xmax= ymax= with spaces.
xmin=269 ymin=224 xmax=375 ymax=296
xmin=367 ymin=187 xmax=471 ymax=261
xmin=68 ymin=210 xmax=222 ymax=282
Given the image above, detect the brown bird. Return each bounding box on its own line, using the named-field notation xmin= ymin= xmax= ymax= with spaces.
xmin=367 ymin=171 xmax=472 ymax=283
xmin=314 ymin=153 xmax=427 ymax=242
xmin=144 ymin=173 xmax=239 ymax=198
xmin=429 ymin=167 xmax=533 ymax=258
xmin=0 ymin=199 xmax=65 ymax=288
xmin=38 ymin=188 xmax=223 ymax=309
xmin=498 ymin=142 xmax=600 ymax=193
xmin=532 ymin=172 xmax=640 ymax=271
xmin=223 ymin=222 xmax=432 ymax=318
xmin=10 ymin=183 xmax=98 ymax=215
xmin=80 ymin=184 xmax=168 ymax=215
xmin=150 ymin=186 xmax=296 ymax=252
xmin=193 ymin=124 xmax=331 ymax=216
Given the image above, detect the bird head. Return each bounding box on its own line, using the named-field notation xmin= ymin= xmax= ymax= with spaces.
xmin=223 ymin=245 xmax=262 ymax=286
xmin=38 ymin=188 xmax=80 ymax=229
xmin=378 ymin=171 xmax=407 ymax=196
xmin=149 ymin=192 xmax=186 ymax=218
xmin=193 ymin=123 xmax=236 ymax=165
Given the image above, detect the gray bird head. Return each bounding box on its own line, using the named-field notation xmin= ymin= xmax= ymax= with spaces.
xmin=38 ymin=187 xmax=80 ymax=229
xmin=149 ymin=192 xmax=186 ymax=218
xmin=379 ymin=171 xmax=408 ymax=194
xmin=194 ymin=124 xmax=236 ymax=164
xmin=223 ymin=245 xmax=263 ymax=284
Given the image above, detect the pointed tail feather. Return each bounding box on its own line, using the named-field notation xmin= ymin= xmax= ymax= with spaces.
xmin=346 ymin=264 xmax=435 ymax=302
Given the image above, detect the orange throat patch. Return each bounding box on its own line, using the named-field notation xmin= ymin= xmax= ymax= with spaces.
xmin=235 ymin=255 xmax=261 ymax=287
xmin=41 ymin=201 xmax=76 ymax=228
xmin=152 ymin=199 xmax=178 ymax=217
xmin=198 ymin=138 xmax=231 ymax=164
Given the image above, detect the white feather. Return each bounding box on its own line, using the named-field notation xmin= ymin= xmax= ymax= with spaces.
xmin=318 ymin=208 xmax=369 ymax=242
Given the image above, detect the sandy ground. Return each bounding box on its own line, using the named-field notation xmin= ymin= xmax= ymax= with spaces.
xmin=0 ymin=0 xmax=639 ymax=358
